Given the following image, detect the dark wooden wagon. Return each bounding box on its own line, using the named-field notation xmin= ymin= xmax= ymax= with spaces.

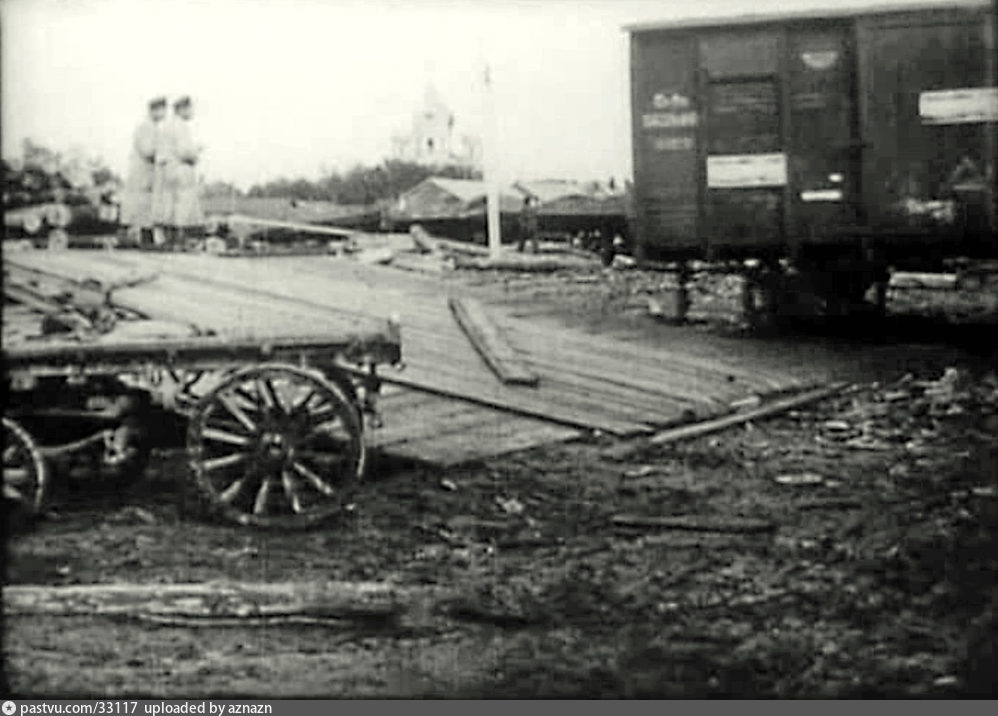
xmin=3 ymin=311 xmax=402 ymax=529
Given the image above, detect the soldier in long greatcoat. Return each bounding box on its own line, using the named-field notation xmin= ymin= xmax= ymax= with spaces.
xmin=158 ymin=95 xmax=205 ymax=247
xmin=120 ymin=97 xmax=167 ymax=245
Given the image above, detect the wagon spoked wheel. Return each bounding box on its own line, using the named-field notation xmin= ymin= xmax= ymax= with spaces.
xmin=187 ymin=364 xmax=365 ymax=528
xmin=3 ymin=417 xmax=49 ymax=519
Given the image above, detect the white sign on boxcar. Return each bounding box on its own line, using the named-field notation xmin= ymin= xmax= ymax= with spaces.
xmin=707 ymin=153 xmax=787 ymax=188
xmin=642 ymin=111 xmax=698 ymax=129
xmin=919 ymin=87 xmax=998 ymax=125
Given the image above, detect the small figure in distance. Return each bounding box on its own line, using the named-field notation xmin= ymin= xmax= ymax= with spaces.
xmin=517 ymin=195 xmax=539 ymax=254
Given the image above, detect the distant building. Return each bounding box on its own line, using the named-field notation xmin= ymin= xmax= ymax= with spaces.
xmin=393 ymin=177 xmax=523 ymax=219
xmin=513 ymin=179 xmax=594 ymax=205
xmin=391 ymin=85 xmax=482 ymax=169
xmin=387 ymin=175 xmax=627 ymax=244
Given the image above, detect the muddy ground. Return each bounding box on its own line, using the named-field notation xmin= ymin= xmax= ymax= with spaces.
xmin=4 ymin=267 xmax=997 ymax=698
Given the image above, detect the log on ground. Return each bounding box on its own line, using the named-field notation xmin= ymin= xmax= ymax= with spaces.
xmin=2 ymin=582 xmax=447 ymax=627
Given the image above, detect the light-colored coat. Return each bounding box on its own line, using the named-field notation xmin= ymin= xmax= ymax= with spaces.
xmin=120 ymin=118 xmax=163 ymax=228
xmin=159 ymin=117 xmax=204 ymax=227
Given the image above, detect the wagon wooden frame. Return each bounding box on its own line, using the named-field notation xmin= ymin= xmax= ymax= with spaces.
xmin=3 ymin=326 xmax=402 ymax=529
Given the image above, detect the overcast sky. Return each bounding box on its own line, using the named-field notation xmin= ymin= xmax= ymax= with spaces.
xmin=1 ymin=0 xmax=964 ymax=189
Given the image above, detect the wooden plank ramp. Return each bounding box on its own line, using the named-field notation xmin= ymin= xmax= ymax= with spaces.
xmin=369 ymin=390 xmax=579 ymax=466
xmin=4 ymin=249 xmax=810 ymax=466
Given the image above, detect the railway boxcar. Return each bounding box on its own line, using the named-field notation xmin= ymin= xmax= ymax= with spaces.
xmin=627 ymin=0 xmax=996 ymax=314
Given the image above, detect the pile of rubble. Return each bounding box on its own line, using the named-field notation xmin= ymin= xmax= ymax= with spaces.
xmin=817 ymin=368 xmax=998 ymax=457
xmin=809 ymin=368 xmax=998 ymax=694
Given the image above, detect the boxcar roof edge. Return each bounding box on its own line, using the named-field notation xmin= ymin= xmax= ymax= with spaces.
xmin=622 ymin=0 xmax=991 ymax=34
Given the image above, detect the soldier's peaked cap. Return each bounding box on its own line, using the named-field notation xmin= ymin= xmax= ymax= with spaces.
xmin=148 ymin=96 xmax=167 ymax=109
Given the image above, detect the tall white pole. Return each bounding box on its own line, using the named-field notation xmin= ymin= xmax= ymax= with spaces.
xmin=483 ymin=62 xmax=502 ymax=259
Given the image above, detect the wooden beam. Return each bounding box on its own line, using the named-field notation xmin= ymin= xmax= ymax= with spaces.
xmin=449 ymin=297 xmax=539 ymax=386
xmin=2 ymin=582 xmax=447 ymax=626
xmin=224 ymin=214 xmax=356 ymax=239
xmin=376 ymin=371 xmax=648 ymax=436
xmin=425 ymin=234 xmax=490 ymax=257
xmin=648 ymin=383 xmax=848 ymax=445
xmin=453 ymin=254 xmax=597 ymax=272
xmin=605 ymin=382 xmax=851 ymax=459
xmin=889 ymin=272 xmax=958 ymax=290
xmin=647 ymin=382 xmax=850 ymax=445
xmin=611 ymin=514 xmax=776 ymax=534
xmin=3 ymin=284 xmax=90 ymax=330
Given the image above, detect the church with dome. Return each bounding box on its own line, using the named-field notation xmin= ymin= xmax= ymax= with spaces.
xmin=390 ymin=85 xmax=482 ymax=170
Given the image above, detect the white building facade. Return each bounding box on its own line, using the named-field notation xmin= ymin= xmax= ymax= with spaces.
xmin=391 ymin=85 xmax=482 ymax=170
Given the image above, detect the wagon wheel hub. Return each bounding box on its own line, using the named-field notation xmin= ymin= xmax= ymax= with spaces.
xmin=258 ymin=431 xmax=290 ymax=461
xmin=187 ymin=365 xmax=365 ymax=528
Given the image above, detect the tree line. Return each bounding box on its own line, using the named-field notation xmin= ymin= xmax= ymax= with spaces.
xmin=241 ymin=159 xmax=482 ymax=205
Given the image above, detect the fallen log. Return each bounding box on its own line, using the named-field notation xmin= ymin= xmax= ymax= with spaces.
xmin=426 ymin=234 xmax=490 ymax=257
xmin=2 ymin=582 xmax=445 ymax=627
xmin=449 ymin=297 xmax=539 ymax=386
xmin=389 ymin=252 xmax=455 ymax=274
xmin=611 ymin=514 xmax=776 ymax=534
xmin=454 ymin=254 xmax=598 ymax=273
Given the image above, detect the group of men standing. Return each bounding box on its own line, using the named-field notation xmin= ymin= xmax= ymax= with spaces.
xmin=120 ymin=95 xmax=204 ymax=247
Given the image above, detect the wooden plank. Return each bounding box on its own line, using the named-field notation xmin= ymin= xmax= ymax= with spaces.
xmin=454 ymin=254 xmax=598 ymax=272
xmin=370 ymin=400 xmax=499 ymax=446
xmin=508 ymin=317 xmax=797 ymax=393
xmin=425 ymin=235 xmax=490 ymax=257
xmin=388 ymin=416 xmax=579 ymax=466
xmin=5 ymin=331 xmax=400 ymax=372
xmin=3 ymin=284 xmax=91 ymax=331
xmin=448 ymin=297 xmax=539 ymax=386
xmin=225 ymin=214 xmax=356 ymax=238
xmin=371 ymin=391 xmax=580 ymax=464
xmin=514 ymin=371 xmax=705 ymax=425
xmin=647 ymin=382 xmax=846 ymax=445
xmin=605 ymin=382 xmax=849 ymax=460
xmin=517 ymin=351 xmax=729 ymax=411
xmin=378 ymin=370 xmax=650 ymax=436
xmin=611 ymin=514 xmax=776 ymax=534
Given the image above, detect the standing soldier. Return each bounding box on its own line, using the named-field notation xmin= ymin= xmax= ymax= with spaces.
xmin=161 ymin=95 xmax=205 ymax=248
xmin=120 ymin=97 xmax=167 ymax=247
xmin=517 ymin=196 xmax=539 ymax=254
